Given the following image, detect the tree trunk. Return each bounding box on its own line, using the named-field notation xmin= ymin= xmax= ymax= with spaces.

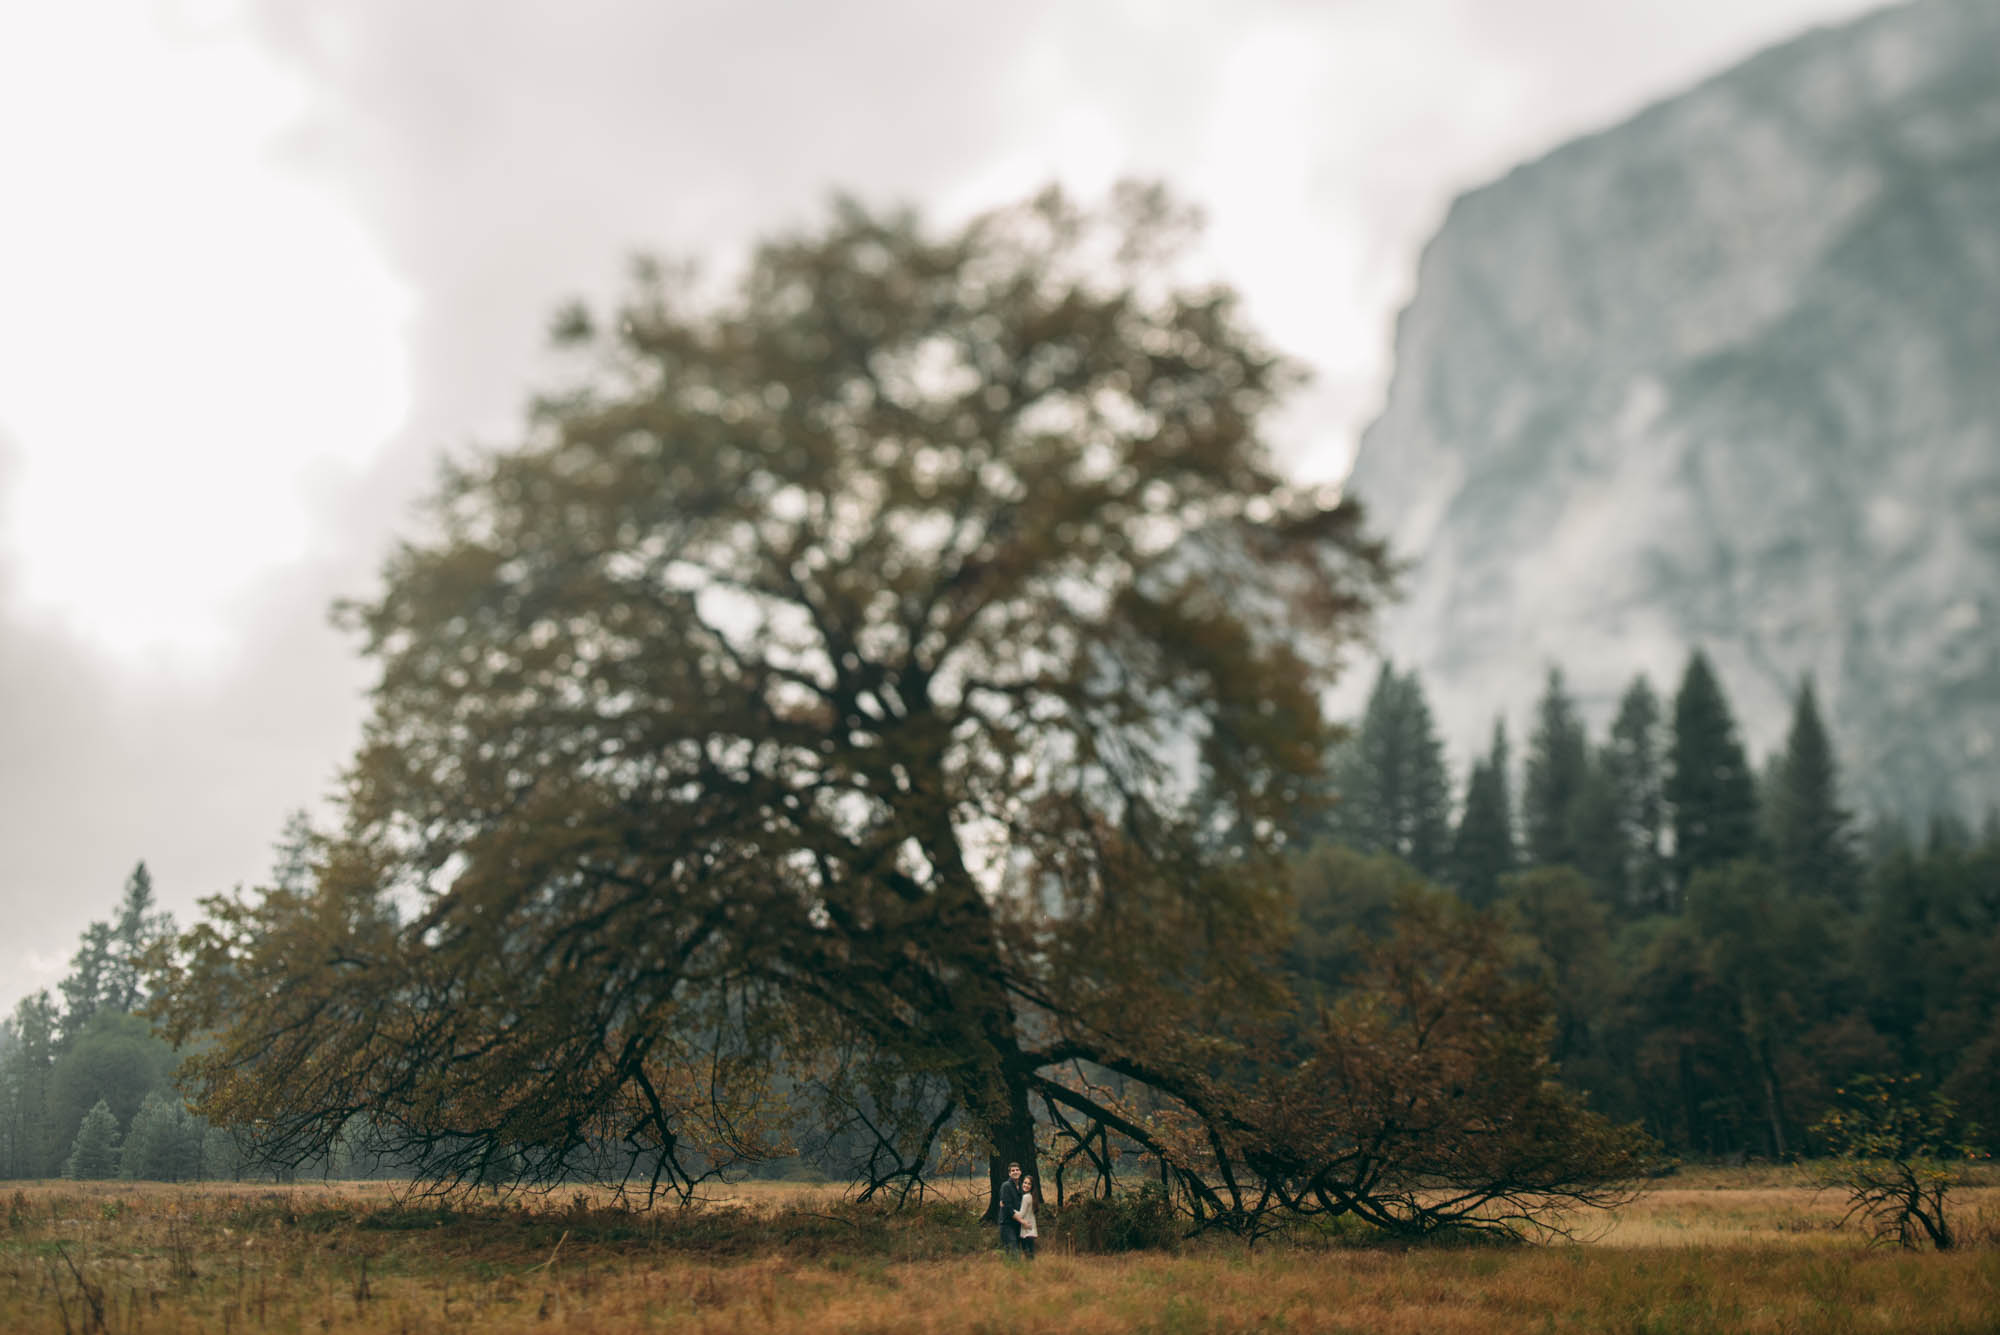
xmin=915 ymin=810 xmax=1041 ymax=1224
xmin=981 ymin=1074 xmax=1038 ymax=1223
xmin=1678 ymin=1041 xmax=1702 ymax=1152
xmin=1756 ymin=1040 xmax=1788 ymax=1160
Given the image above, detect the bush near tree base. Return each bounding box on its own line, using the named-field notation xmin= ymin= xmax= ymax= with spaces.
xmin=1811 ymin=1074 xmax=1985 ymax=1250
xmin=1059 ymin=1183 xmax=1179 ymax=1253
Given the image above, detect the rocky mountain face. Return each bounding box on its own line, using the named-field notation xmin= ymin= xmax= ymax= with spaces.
xmin=1347 ymin=0 xmax=2000 ymax=827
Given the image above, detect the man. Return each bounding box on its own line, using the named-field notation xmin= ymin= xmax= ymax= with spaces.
xmin=997 ymin=1162 xmax=1024 ymax=1256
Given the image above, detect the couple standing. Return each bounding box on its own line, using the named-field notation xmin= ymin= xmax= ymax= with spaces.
xmin=997 ymin=1161 xmax=1040 ymax=1259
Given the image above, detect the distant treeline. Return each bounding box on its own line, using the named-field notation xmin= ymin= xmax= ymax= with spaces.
xmin=1310 ymin=647 xmax=2000 ymax=1159
xmin=5 ymin=647 xmax=1994 ymax=1180
xmin=0 ymin=845 xmax=413 ymax=1183
xmin=0 ymin=865 xmax=222 ymax=1181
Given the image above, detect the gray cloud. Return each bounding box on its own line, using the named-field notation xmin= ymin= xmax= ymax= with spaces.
xmin=0 ymin=516 xmax=373 ymax=1006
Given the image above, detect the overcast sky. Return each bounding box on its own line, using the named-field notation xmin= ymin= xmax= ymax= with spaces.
xmin=0 ymin=0 xmax=1887 ymax=1014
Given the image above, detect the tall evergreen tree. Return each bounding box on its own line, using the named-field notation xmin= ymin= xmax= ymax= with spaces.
xmin=1396 ymin=672 xmax=1454 ymax=878
xmin=1523 ymin=667 xmax=1589 ymax=869
xmin=1570 ymin=760 xmax=1626 ymax=905
xmin=1603 ymin=676 xmax=1668 ymax=913
xmin=57 ymin=922 xmax=115 ymax=1048
xmin=0 ymin=992 xmax=59 ymax=1177
xmin=105 ymin=862 xmax=167 ymax=1014
xmin=1666 ymin=650 xmax=1759 ymax=895
xmin=1451 ymin=720 xmax=1517 ymax=906
xmin=1326 ymin=663 xmax=1399 ymax=853
xmin=1327 ymin=664 xmax=1452 ymax=877
xmin=1769 ymin=678 xmax=1857 ymax=905
xmin=49 ymin=863 xmax=176 ymax=1054
xmin=55 ymin=863 xmax=172 ymax=1045
xmin=63 ymin=1099 xmax=120 ymax=1180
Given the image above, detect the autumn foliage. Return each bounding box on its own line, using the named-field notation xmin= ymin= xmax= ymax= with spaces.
xmin=147 ymin=183 xmax=1647 ymax=1238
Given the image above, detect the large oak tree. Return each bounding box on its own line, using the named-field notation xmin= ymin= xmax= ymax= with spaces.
xmin=157 ymin=185 xmax=1395 ymax=1211
xmin=157 ymin=185 xmax=1655 ymax=1231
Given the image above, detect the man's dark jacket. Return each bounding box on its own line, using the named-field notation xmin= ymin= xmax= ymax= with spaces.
xmin=997 ymin=1178 xmax=1023 ymax=1249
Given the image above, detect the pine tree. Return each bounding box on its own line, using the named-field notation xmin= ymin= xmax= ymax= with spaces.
xmin=1325 ymin=663 xmax=1400 ymax=853
xmin=56 ymin=863 xmax=173 ymax=1045
xmin=1603 ymin=676 xmax=1668 ymax=912
xmin=1396 ymin=673 xmax=1454 ymax=878
xmin=63 ymin=1099 xmax=120 ymax=1180
xmin=1769 ymin=678 xmax=1857 ymax=905
xmin=1451 ymin=720 xmax=1517 ymax=906
xmin=1326 ymin=664 xmax=1452 ymax=877
xmin=120 ymin=1092 xmax=203 ymax=1182
xmin=1523 ymin=667 xmax=1589 ymax=869
xmin=105 ymin=863 xmax=163 ymax=1014
xmin=1570 ymin=756 xmax=1626 ymax=904
xmin=0 ymin=993 xmax=59 ymax=1177
xmin=57 ymin=923 xmax=115 ymax=1048
xmin=1666 ymin=650 xmax=1759 ymax=895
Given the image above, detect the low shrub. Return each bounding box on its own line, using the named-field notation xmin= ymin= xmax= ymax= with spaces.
xmin=1300 ymin=1210 xmax=1388 ymax=1247
xmin=1057 ymin=1183 xmax=1178 ymax=1253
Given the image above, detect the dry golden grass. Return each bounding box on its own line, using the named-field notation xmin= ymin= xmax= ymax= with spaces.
xmin=3 ymin=1176 xmax=1997 ymax=1334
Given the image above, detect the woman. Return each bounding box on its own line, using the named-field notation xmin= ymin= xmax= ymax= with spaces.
xmin=1014 ymin=1175 xmax=1040 ymax=1260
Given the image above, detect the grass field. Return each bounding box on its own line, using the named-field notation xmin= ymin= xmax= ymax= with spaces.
xmin=4 ymin=1172 xmax=1997 ymax=1333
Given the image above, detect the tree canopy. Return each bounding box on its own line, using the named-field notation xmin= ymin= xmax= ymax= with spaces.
xmin=154 ymin=184 xmax=1433 ymax=1211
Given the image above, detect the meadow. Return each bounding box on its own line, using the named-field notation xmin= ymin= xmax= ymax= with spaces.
xmin=3 ymin=1170 xmax=1997 ymax=1334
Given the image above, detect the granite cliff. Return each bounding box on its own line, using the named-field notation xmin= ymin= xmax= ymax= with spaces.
xmin=1347 ymin=0 xmax=2000 ymax=825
